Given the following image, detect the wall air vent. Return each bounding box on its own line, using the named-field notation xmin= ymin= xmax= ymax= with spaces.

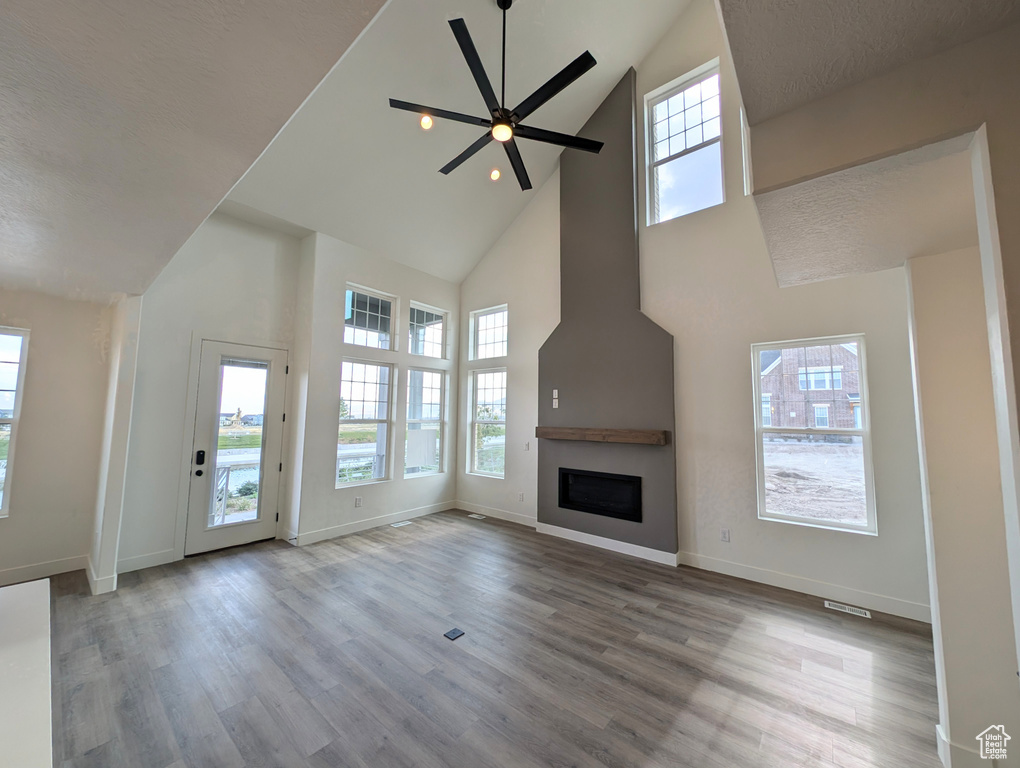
xmin=824 ymin=600 xmax=871 ymax=619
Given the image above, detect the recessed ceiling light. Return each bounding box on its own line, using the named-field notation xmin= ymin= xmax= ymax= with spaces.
xmin=420 ymin=114 xmax=433 ymax=130
xmin=490 ymin=169 xmax=501 ymax=181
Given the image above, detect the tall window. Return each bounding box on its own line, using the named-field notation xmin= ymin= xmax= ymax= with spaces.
xmin=471 ymin=369 xmax=506 ymax=477
xmin=405 ymin=369 xmax=443 ymax=477
xmin=0 ymin=328 xmax=28 ymax=516
xmin=408 ymin=304 xmax=446 ymax=358
xmin=337 ymin=361 xmax=391 ymax=486
xmin=344 ymin=287 xmax=394 ymax=350
xmin=471 ymin=306 xmax=508 ymax=360
xmin=752 ymin=336 xmax=876 ymax=534
xmin=647 ymin=61 xmax=723 ymax=224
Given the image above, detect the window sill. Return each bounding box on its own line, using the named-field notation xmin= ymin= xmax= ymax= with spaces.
xmin=758 ymin=514 xmax=877 ymax=536
xmin=467 ymin=471 xmax=505 ymax=480
xmin=335 ymin=478 xmax=389 ymax=490
xmin=403 ymin=471 xmax=444 ymax=480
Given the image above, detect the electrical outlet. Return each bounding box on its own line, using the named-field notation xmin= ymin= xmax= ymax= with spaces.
xmin=720 ymin=527 xmax=730 ymax=543
xmin=518 ymin=492 xmax=525 ymax=502
xmin=552 ymin=398 xmax=559 ymax=409
xmin=524 ymin=441 xmax=530 ymax=452
xmin=354 ymin=496 xmax=363 ymax=508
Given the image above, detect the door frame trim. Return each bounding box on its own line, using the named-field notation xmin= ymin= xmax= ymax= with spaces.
xmin=172 ymin=331 xmax=291 ymax=563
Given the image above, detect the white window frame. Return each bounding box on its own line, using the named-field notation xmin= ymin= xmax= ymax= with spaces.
xmin=344 ymin=284 xmax=398 ymax=352
xmin=813 ymin=404 xmax=830 ymax=428
xmin=644 ymin=58 xmax=723 ymax=226
xmin=0 ymin=327 xmax=29 ymax=518
xmin=408 ymin=301 xmax=448 ymax=360
xmin=751 ymin=334 xmax=877 ymax=535
xmin=470 ymin=305 xmax=508 ymax=361
xmin=469 ymin=367 xmax=507 ymax=478
xmin=336 ymin=358 xmax=394 ymax=488
xmin=404 ymin=367 xmax=445 ymax=478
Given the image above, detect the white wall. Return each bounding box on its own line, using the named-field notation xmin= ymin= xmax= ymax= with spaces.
xmin=289 ymin=233 xmax=460 ymax=544
xmin=0 ymin=289 xmax=110 ymax=585
xmin=455 ymin=0 xmax=931 ymax=620
xmin=907 ymin=247 xmax=1020 ymax=766
xmin=118 ymin=213 xmax=300 ymax=571
xmin=457 ymin=171 xmax=560 ymax=526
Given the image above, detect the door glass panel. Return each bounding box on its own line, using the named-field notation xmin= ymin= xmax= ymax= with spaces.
xmin=210 ymin=358 xmax=269 ymax=528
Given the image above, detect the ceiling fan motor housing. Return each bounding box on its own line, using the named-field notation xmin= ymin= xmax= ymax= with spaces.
xmin=496 ymin=0 xmax=513 ymax=10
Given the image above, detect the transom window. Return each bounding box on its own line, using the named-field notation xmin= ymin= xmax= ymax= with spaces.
xmin=471 ymin=306 xmax=508 ymax=360
xmin=753 ymin=336 xmax=876 ymax=534
xmin=337 ymin=360 xmax=391 ymax=486
xmin=647 ymin=61 xmax=723 ymax=224
xmin=344 ymin=287 xmax=394 ymax=350
xmin=405 ymin=369 xmax=444 ymax=477
xmin=0 ymin=328 xmax=28 ymax=516
xmin=408 ymin=305 xmax=446 ymax=359
xmin=471 ymin=369 xmax=506 ymax=477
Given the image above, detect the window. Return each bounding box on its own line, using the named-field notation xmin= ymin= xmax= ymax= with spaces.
xmin=0 ymin=328 xmax=28 ymax=516
xmin=471 ymin=306 xmax=508 ymax=360
xmin=752 ymin=335 xmax=876 ymax=534
xmin=471 ymin=369 xmax=506 ymax=477
xmin=408 ymin=304 xmax=446 ymax=358
xmin=813 ymin=404 xmax=830 ymax=428
xmin=798 ymin=366 xmax=843 ymax=391
xmin=405 ymin=369 xmax=443 ymax=477
xmin=344 ymin=287 xmax=394 ymax=350
xmin=647 ymin=61 xmax=723 ymax=224
xmin=337 ymin=361 xmax=391 ymax=486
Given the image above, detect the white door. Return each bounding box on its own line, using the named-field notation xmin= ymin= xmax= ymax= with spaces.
xmin=185 ymin=341 xmax=287 ymax=556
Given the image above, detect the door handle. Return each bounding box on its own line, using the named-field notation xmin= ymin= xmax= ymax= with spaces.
xmin=195 ymin=450 xmax=206 ymax=466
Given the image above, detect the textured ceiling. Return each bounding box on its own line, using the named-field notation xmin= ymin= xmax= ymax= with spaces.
xmin=226 ymin=0 xmax=691 ymax=284
xmin=0 ymin=0 xmax=386 ymax=301
xmin=756 ymin=134 xmax=978 ymax=287
xmin=718 ymin=0 xmax=1020 ymax=124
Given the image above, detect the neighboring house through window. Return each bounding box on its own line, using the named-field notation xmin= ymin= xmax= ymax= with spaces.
xmin=0 ymin=328 xmax=28 ymax=517
xmin=409 ymin=304 xmax=446 ymax=358
xmin=345 ymin=286 xmax=394 ymax=350
xmin=337 ymin=360 xmax=392 ymax=486
xmin=752 ymin=335 xmax=877 ymax=533
xmin=646 ymin=60 xmax=723 ymax=224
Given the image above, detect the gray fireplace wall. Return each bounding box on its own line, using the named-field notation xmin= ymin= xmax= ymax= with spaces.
xmin=537 ymin=69 xmax=678 ymax=554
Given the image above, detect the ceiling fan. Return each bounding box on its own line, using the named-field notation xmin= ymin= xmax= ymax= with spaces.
xmin=389 ymin=0 xmax=604 ymax=191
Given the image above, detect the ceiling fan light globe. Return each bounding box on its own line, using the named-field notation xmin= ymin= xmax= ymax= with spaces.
xmin=490 ymin=169 xmax=501 ymax=181
xmin=492 ymin=123 xmax=513 ymax=142
xmin=420 ymin=114 xmax=433 ymax=130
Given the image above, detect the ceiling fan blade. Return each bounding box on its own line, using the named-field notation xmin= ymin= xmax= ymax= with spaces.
xmin=448 ymin=18 xmax=501 ymax=116
xmin=512 ymin=51 xmax=597 ymax=122
xmin=514 ymin=124 xmax=604 ymax=154
xmin=503 ymin=139 xmax=532 ymax=191
xmin=389 ymin=99 xmax=491 ymax=128
xmin=440 ymin=133 xmax=494 ymax=175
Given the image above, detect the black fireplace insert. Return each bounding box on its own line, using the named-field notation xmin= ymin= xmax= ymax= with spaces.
xmin=558 ymin=467 xmax=642 ymax=522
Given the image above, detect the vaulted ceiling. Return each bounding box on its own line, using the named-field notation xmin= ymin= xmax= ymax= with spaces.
xmin=719 ymin=0 xmax=1020 ymax=124
xmin=0 ymin=0 xmax=385 ymax=300
xmin=225 ymin=0 xmax=691 ymax=284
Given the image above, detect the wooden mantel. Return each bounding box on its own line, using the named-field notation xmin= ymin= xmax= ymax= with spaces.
xmin=535 ymin=427 xmax=671 ymax=446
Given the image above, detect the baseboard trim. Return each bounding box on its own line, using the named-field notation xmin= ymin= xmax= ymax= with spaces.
xmin=117 ymin=549 xmax=175 ymax=575
xmin=936 ymin=722 xmax=986 ymax=767
xmin=454 ymin=500 xmax=537 ymax=528
xmin=86 ymin=557 xmax=117 ymax=596
xmin=0 ymin=554 xmax=88 ymax=588
xmin=536 ymin=523 xmax=680 ymax=566
xmin=676 ymin=551 xmax=932 ymax=623
xmin=296 ymin=501 xmax=456 ymax=547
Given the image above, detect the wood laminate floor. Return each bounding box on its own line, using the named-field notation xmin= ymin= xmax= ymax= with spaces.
xmin=50 ymin=511 xmax=941 ymax=767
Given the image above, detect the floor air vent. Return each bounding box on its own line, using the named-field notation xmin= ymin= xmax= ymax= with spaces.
xmin=467 ymin=514 xmax=486 ymax=520
xmin=391 ymin=521 xmax=413 ymax=528
xmin=825 ymin=600 xmax=871 ymax=619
